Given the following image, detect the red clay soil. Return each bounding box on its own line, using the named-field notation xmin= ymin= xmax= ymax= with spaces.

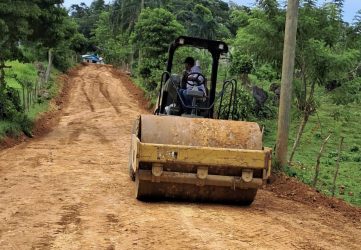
xmin=265 ymin=173 xmax=361 ymax=223
xmin=111 ymin=67 xmax=153 ymax=111
xmin=0 ymin=64 xmax=360 ymax=249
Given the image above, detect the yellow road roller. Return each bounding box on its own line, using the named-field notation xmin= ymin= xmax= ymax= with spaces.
xmin=129 ymin=36 xmax=271 ymax=205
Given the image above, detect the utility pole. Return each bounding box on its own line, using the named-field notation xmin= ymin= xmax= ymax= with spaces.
xmin=275 ymin=0 xmax=300 ymax=169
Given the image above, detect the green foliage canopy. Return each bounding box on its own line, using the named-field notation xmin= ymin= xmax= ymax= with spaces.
xmin=132 ymin=8 xmax=185 ymax=59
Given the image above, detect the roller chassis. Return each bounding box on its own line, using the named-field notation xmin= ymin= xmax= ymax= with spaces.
xmin=129 ymin=115 xmax=272 ymax=205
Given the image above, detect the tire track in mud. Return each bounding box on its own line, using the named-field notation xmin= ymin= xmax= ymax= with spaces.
xmin=80 ymin=76 xmax=95 ymax=112
xmin=99 ymin=81 xmax=122 ymax=114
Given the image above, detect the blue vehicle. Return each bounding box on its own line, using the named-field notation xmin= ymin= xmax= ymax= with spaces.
xmin=81 ymin=54 xmax=104 ymax=64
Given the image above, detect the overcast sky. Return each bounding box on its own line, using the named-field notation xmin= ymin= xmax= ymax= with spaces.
xmin=63 ymin=0 xmax=361 ymax=24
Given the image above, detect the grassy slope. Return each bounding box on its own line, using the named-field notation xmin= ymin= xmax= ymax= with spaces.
xmin=0 ymin=60 xmax=60 ymax=137
xmin=260 ymin=83 xmax=361 ymax=206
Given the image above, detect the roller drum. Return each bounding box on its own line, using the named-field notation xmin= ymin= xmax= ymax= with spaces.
xmin=133 ymin=115 xmax=264 ymax=205
xmin=140 ymin=115 xmax=262 ymax=149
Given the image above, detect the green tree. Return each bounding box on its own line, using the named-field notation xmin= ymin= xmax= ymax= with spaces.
xmin=167 ymin=0 xmax=232 ymax=39
xmin=132 ymin=8 xmax=184 ymax=61
xmin=229 ymin=8 xmax=251 ymax=35
xmin=189 ymin=4 xmax=219 ymax=39
xmin=70 ymin=0 xmax=109 ymax=39
xmin=93 ymin=11 xmax=131 ymax=66
xmin=69 ymin=3 xmax=92 ymax=38
xmin=110 ymin=0 xmax=166 ymax=33
xmin=31 ymin=4 xmax=74 ymax=81
xmin=0 ymin=0 xmax=76 ymax=133
xmin=231 ymin=1 xmax=360 ymax=163
xmin=0 ymin=0 xmax=42 ymax=90
xmin=132 ymin=7 xmax=184 ymax=91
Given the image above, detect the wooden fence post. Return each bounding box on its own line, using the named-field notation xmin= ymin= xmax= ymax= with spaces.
xmin=332 ymin=136 xmax=344 ymax=196
xmin=312 ymin=134 xmax=332 ymax=187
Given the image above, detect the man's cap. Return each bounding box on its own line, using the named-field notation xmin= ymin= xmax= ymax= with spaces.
xmin=184 ymin=57 xmax=195 ymax=65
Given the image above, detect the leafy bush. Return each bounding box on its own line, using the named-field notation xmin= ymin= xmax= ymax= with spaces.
xmin=284 ymin=166 xmax=297 ymax=177
xmin=331 ymin=78 xmax=361 ymax=105
xmin=223 ymin=86 xmax=254 ymax=120
xmin=328 ymin=151 xmax=338 ymax=158
xmin=138 ymin=58 xmax=163 ymax=94
xmin=327 ymin=151 xmax=352 ymax=162
xmin=53 ymin=46 xmax=74 ymax=72
xmin=12 ymin=112 xmax=33 ymax=137
xmin=230 ymin=52 xmax=253 ymax=76
xmin=254 ymin=63 xmax=278 ymax=82
xmin=353 ymin=156 xmax=361 ymax=162
xmin=331 ymin=107 xmax=351 ymax=122
xmin=350 ymin=145 xmax=359 ymax=152
xmin=0 ymin=86 xmax=33 ymax=137
xmin=314 ymin=131 xmax=322 ymax=139
xmin=5 ymin=87 xmax=23 ymax=113
xmin=139 ymin=67 xmax=151 ymax=79
xmin=0 ymin=86 xmax=23 ymax=119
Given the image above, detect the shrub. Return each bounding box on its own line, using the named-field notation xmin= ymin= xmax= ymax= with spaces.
xmin=350 ymin=145 xmax=359 ymax=152
xmin=353 ymin=156 xmax=361 ymax=162
xmin=254 ymin=63 xmax=278 ymax=82
xmin=217 ymin=86 xmax=254 ymax=120
xmin=0 ymin=87 xmax=23 ymax=119
xmin=230 ymin=53 xmax=253 ymax=76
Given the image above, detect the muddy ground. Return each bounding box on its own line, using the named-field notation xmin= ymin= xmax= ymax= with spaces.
xmin=0 ymin=64 xmax=360 ymax=249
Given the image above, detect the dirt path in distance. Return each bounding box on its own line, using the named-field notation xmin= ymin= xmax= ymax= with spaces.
xmin=0 ymin=64 xmax=360 ymax=250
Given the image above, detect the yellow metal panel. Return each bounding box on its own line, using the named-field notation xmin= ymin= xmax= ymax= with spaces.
xmin=138 ymin=142 xmax=271 ymax=169
xmin=267 ymin=148 xmax=272 ymax=178
xmin=131 ymin=134 xmax=140 ymax=171
xmin=138 ymin=170 xmax=264 ymax=189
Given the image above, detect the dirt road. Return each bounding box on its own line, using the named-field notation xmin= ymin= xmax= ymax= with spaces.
xmin=0 ymin=64 xmax=360 ymax=249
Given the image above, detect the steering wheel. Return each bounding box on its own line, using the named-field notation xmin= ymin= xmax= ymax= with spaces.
xmin=186 ymin=72 xmax=206 ymax=87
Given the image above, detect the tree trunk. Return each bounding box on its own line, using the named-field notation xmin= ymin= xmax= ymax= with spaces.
xmin=0 ymin=61 xmax=11 ymax=92
xmin=45 ymin=49 xmax=53 ymax=84
xmin=312 ymin=134 xmax=332 ymax=187
xmin=27 ymin=89 xmax=30 ymax=111
xmin=0 ymin=61 xmax=5 ymax=92
xmin=32 ymin=88 xmax=36 ymax=107
xmin=288 ymin=112 xmax=309 ymax=164
xmin=240 ymin=73 xmax=251 ymax=88
xmin=275 ymin=0 xmax=300 ymax=169
xmin=332 ymin=137 xmax=344 ymax=196
xmin=138 ymin=49 xmax=142 ymax=69
xmin=22 ymin=87 xmax=26 ymax=110
xmin=121 ymin=0 xmax=124 ymax=25
xmin=130 ymin=47 xmax=134 ymax=73
xmin=72 ymin=53 xmax=76 ymax=64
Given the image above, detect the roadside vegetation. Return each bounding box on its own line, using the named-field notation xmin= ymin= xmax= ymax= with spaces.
xmin=0 ymin=1 xmax=88 ymax=139
xmin=0 ymin=61 xmax=60 ymax=137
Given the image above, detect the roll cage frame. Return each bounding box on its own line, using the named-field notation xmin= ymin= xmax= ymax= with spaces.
xmin=157 ymin=36 xmax=229 ymax=117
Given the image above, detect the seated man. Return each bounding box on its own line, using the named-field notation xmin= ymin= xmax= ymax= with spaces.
xmin=180 ymin=57 xmax=206 ymax=107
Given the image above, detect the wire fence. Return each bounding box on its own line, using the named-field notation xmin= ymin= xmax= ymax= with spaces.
xmin=6 ymin=63 xmax=48 ymax=113
xmin=10 ymin=85 xmax=43 ymax=112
